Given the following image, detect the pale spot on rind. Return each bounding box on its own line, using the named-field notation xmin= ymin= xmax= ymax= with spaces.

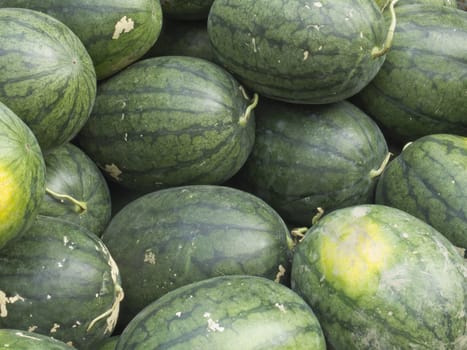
xmin=112 ymin=16 xmax=135 ymax=39
xmin=0 ymin=291 xmax=25 ymax=317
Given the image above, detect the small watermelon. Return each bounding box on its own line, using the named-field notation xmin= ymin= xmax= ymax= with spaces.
xmin=0 ymin=101 xmax=45 ymax=249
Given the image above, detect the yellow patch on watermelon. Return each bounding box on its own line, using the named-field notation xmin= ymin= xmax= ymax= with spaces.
xmin=0 ymin=167 xmax=21 ymax=228
xmin=319 ymin=216 xmax=394 ymax=299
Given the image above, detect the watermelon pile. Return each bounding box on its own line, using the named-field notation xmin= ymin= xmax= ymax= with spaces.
xmin=0 ymin=0 xmax=465 ymax=349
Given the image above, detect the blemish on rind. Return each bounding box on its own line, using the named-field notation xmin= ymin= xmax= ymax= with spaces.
xmin=0 ymin=291 xmax=25 ymax=317
xmin=144 ymin=249 xmax=156 ymax=265
xmin=104 ymin=164 xmax=122 ymax=180
xmin=275 ymin=303 xmax=286 ymax=313
xmin=50 ymin=323 xmax=60 ymax=333
xmin=112 ymin=16 xmax=135 ymax=40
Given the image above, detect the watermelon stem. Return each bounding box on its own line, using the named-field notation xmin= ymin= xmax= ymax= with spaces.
xmin=86 ymin=284 xmax=124 ymax=334
xmin=291 ymin=227 xmax=308 ymax=243
xmin=312 ymin=207 xmax=324 ymax=225
xmin=371 ymin=0 xmax=399 ymax=59
xmin=370 ymin=152 xmax=392 ymax=178
xmin=45 ymin=188 xmax=87 ymax=213
xmin=239 ymin=93 xmax=259 ymax=127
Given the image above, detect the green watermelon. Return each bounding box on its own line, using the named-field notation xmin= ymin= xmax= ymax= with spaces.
xmin=96 ymin=336 xmax=119 ymax=350
xmin=102 ymin=185 xmax=293 ymax=329
xmin=0 ymin=0 xmax=163 ymax=80
xmin=291 ymin=204 xmax=467 ymax=349
xmin=145 ymin=18 xmax=215 ymax=62
xmin=116 ymin=275 xmax=326 ymax=349
xmin=79 ymin=56 xmax=256 ymax=193
xmin=40 ymin=143 xmax=112 ymax=236
xmin=374 ymin=0 xmax=456 ymax=8
xmin=207 ymin=0 xmax=389 ymax=104
xmin=0 ymin=101 xmax=45 ymax=250
xmin=160 ymin=0 xmax=214 ymax=20
xmin=0 ymin=329 xmax=76 ymax=349
xmin=0 ymin=8 xmax=96 ymax=151
xmin=0 ymin=216 xmax=123 ymax=350
xmin=238 ymin=98 xmax=389 ymax=226
xmin=355 ymin=4 xmax=467 ymax=144
xmin=375 ymin=134 xmax=467 ymax=249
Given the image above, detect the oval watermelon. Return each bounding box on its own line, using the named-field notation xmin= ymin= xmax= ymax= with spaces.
xmin=207 ymin=0 xmax=388 ymax=104
xmin=0 ymin=329 xmax=76 ymax=349
xmin=39 ymin=142 xmax=112 ymax=236
xmin=0 ymin=7 xmax=96 ymax=151
xmin=375 ymin=134 xmax=467 ymax=249
xmin=0 ymin=0 xmax=163 ymax=80
xmin=237 ymin=98 xmax=389 ymax=226
xmin=355 ymin=4 xmax=467 ymax=143
xmin=0 ymin=215 xmax=123 ymax=349
xmin=116 ymin=275 xmax=326 ymax=349
xmin=102 ymin=185 xmax=293 ymax=329
xmin=0 ymin=101 xmax=45 ymax=250
xmin=78 ymin=56 xmax=256 ymax=193
xmin=291 ymin=204 xmax=467 ymax=349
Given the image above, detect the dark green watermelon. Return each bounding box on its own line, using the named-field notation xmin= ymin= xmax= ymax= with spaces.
xmin=0 ymin=8 xmax=96 ymax=151
xmin=0 ymin=0 xmax=163 ymax=80
xmin=79 ymin=56 xmax=256 ymax=193
xmin=116 ymin=275 xmax=326 ymax=349
xmin=207 ymin=0 xmax=388 ymax=103
xmin=102 ymin=185 xmax=293 ymax=329
xmin=238 ymin=98 xmax=389 ymax=226
xmin=0 ymin=329 xmax=76 ymax=349
xmin=375 ymin=134 xmax=467 ymax=249
xmin=291 ymin=204 xmax=467 ymax=349
xmin=355 ymin=4 xmax=467 ymax=143
xmin=40 ymin=143 xmax=112 ymax=236
xmin=0 ymin=216 xmax=123 ymax=350
xmin=0 ymin=101 xmax=45 ymax=249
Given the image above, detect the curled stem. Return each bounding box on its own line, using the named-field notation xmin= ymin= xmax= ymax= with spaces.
xmin=370 ymin=152 xmax=392 ymax=178
xmin=45 ymin=188 xmax=87 ymax=213
xmin=371 ymin=0 xmax=399 ymax=58
xmin=239 ymin=93 xmax=259 ymax=127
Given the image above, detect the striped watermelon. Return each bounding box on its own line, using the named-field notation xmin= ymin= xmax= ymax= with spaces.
xmin=375 ymin=134 xmax=467 ymax=249
xmin=0 ymin=101 xmax=45 ymax=250
xmin=291 ymin=204 xmax=467 ymax=349
xmin=78 ymin=56 xmax=256 ymax=193
xmin=207 ymin=0 xmax=389 ymax=104
xmin=0 ymin=329 xmax=76 ymax=349
xmin=355 ymin=4 xmax=467 ymax=143
xmin=238 ymin=98 xmax=389 ymax=226
xmin=0 ymin=8 xmax=96 ymax=151
xmin=116 ymin=275 xmax=326 ymax=349
xmin=40 ymin=143 xmax=112 ymax=236
xmin=0 ymin=0 xmax=163 ymax=80
xmin=0 ymin=216 xmax=123 ymax=349
xmin=102 ymin=185 xmax=293 ymax=329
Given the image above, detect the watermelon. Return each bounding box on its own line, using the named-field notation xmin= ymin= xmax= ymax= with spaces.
xmin=375 ymin=134 xmax=467 ymax=249
xmin=78 ymin=56 xmax=256 ymax=193
xmin=355 ymin=4 xmax=467 ymax=144
xmin=96 ymin=336 xmax=119 ymax=350
xmin=116 ymin=275 xmax=326 ymax=349
xmin=0 ymin=0 xmax=163 ymax=80
xmin=237 ymin=98 xmax=389 ymax=226
xmin=0 ymin=329 xmax=76 ymax=349
xmin=207 ymin=0 xmax=391 ymax=104
xmin=0 ymin=215 xmax=123 ymax=349
xmin=160 ymin=0 xmax=214 ymax=20
xmin=374 ymin=0 xmax=456 ymax=8
xmin=145 ymin=18 xmax=215 ymax=62
xmin=39 ymin=143 xmax=112 ymax=236
xmin=291 ymin=204 xmax=467 ymax=349
xmin=0 ymin=101 xmax=45 ymax=250
xmin=102 ymin=185 xmax=293 ymax=328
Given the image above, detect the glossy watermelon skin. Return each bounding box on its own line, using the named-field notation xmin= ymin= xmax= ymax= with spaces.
xmin=0 ymin=8 xmax=96 ymax=151
xmin=0 ymin=216 xmax=123 ymax=350
xmin=0 ymin=0 xmax=163 ymax=80
xmin=291 ymin=204 xmax=467 ymax=349
xmin=40 ymin=143 xmax=112 ymax=236
xmin=375 ymin=134 xmax=467 ymax=249
xmin=102 ymin=185 xmax=293 ymax=329
xmin=0 ymin=102 xmax=45 ymax=249
xmin=207 ymin=0 xmax=387 ymax=104
xmin=79 ymin=56 xmax=256 ymax=193
xmin=0 ymin=329 xmax=76 ymax=349
xmin=160 ymin=0 xmax=214 ymax=20
xmin=116 ymin=275 xmax=326 ymax=350
xmin=238 ymin=98 xmax=388 ymax=226
xmin=355 ymin=4 xmax=467 ymax=144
